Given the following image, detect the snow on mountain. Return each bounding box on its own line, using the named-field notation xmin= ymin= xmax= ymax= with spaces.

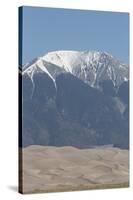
xmin=23 ymin=58 xmax=57 ymax=89
xmin=22 ymin=50 xmax=129 ymax=89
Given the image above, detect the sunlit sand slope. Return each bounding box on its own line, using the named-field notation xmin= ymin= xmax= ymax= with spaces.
xmin=21 ymin=145 xmax=129 ymax=194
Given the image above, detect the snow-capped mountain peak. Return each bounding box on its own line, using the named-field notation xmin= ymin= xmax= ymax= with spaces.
xmin=23 ymin=58 xmax=57 ymax=89
xmin=22 ymin=50 xmax=129 ymax=89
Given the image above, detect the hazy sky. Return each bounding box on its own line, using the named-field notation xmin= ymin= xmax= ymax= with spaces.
xmin=21 ymin=6 xmax=129 ymax=65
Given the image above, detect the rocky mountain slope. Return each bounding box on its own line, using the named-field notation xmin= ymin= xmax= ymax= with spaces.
xmin=23 ymin=50 xmax=128 ymax=89
xmin=20 ymin=50 xmax=129 ymax=148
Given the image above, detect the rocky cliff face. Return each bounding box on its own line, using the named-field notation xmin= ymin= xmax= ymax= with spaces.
xmin=20 ymin=50 xmax=129 ymax=148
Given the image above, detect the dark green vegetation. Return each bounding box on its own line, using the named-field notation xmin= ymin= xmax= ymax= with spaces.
xmin=21 ymin=71 xmax=129 ymax=149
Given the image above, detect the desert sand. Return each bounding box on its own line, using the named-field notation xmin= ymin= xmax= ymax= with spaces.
xmin=20 ymin=145 xmax=129 ymax=194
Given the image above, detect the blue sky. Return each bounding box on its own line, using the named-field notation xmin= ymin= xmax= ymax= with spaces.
xmin=21 ymin=6 xmax=129 ymax=65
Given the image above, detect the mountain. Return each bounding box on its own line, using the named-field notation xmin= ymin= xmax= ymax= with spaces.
xmin=23 ymin=50 xmax=128 ymax=89
xmin=20 ymin=50 xmax=129 ymax=149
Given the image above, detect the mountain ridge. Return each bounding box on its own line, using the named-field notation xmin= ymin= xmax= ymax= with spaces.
xmin=20 ymin=50 xmax=129 ymax=149
xmin=22 ymin=50 xmax=129 ymax=90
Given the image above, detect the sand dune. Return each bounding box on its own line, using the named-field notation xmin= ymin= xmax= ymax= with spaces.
xmin=20 ymin=145 xmax=129 ymax=194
